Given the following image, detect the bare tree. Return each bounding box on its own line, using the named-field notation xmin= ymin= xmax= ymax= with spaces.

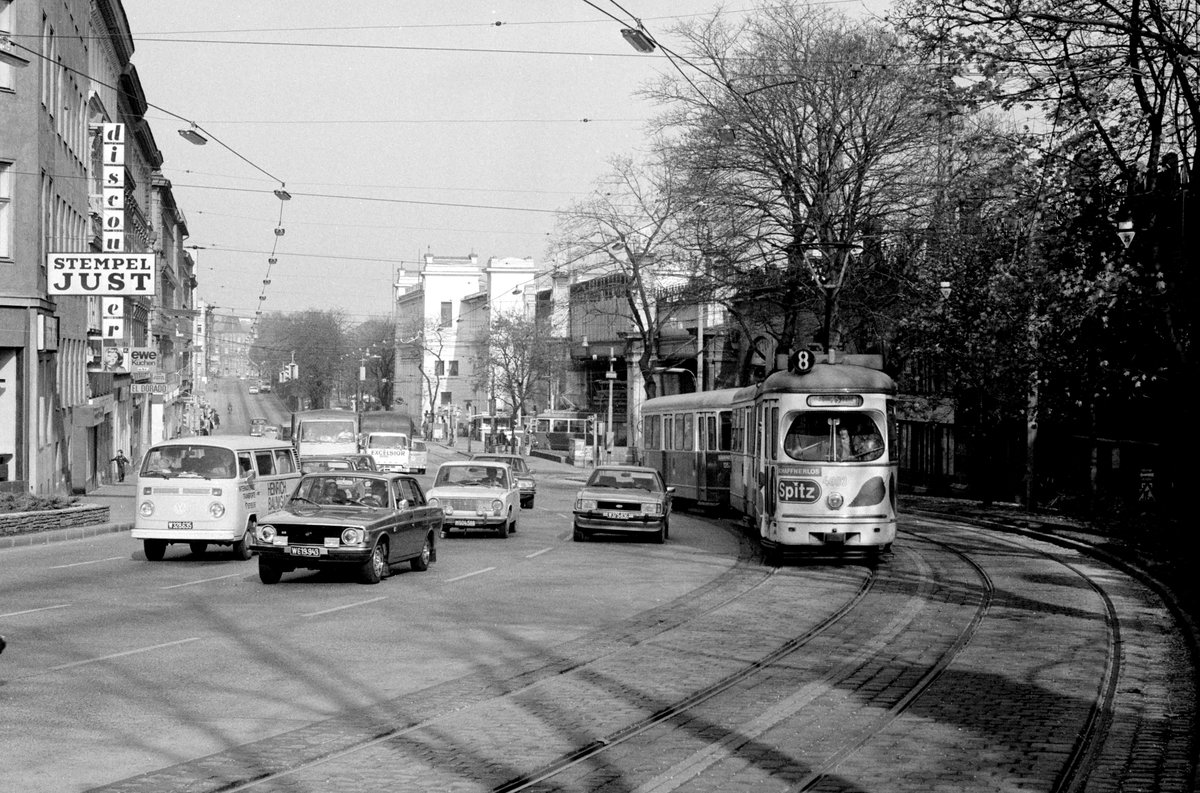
xmin=645 ymin=6 xmax=943 ymax=359
xmin=474 ymin=310 xmax=557 ymax=452
xmin=551 ymin=154 xmax=700 ymax=399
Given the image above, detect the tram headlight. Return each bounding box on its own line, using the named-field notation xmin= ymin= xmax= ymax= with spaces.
xmin=826 ymin=492 xmax=844 ymax=510
xmin=208 ymin=501 xmax=226 ymax=519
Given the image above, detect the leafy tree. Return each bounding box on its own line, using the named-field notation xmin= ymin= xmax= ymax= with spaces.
xmin=253 ymin=310 xmax=349 ymax=410
xmin=348 ymin=319 xmax=396 ymax=410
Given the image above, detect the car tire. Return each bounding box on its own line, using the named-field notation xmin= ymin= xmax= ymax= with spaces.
xmin=233 ymin=521 xmax=255 ymax=560
xmin=497 ymin=519 xmax=509 ymax=539
xmin=411 ymin=534 xmax=433 ymax=571
xmin=189 ymin=541 xmax=208 ymax=556
xmin=359 ymin=540 xmax=387 ymax=584
xmin=258 ymin=559 xmax=282 ymax=585
xmin=653 ymin=525 xmax=665 ymax=544
xmin=144 ymin=539 xmax=167 ymax=561
xmin=572 ymin=524 xmax=586 ymax=542
xmin=663 ymin=517 xmax=669 ymax=540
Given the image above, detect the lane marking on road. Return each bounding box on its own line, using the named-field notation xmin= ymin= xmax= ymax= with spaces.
xmin=46 ymin=638 xmax=201 ymax=672
xmin=1 ymin=603 xmax=71 ymax=619
xmin=525 ymin=547 xmax=553 ymax=558
xmin=446 ymin=567 xmax=496 ymax=582
xmin=48 ymin=556 xmax=125 ymax=569
xmin=302 ymin=597 xmax=388 ymax=617
xmin=162 ymin=573 xmax=242 ymax=590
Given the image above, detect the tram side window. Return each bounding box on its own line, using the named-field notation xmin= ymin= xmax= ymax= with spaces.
xmin=664 ymin=416 xmax=674 ymax=450
xmin=682 ymin=413 xmax=694 ymax=451
xmin=646 ymin=415 xmax=660 ymax=449
xmin=770 ymin=406 xmax=779 ymax=461
xmin=719 ymin=411 xmax=732 ymax=451
xmin=783 ymin=412 xmax=885 ymax=462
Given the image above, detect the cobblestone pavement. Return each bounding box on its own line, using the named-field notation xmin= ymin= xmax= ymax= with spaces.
xmin=86 ymin=510 xmax=1195 ymax=793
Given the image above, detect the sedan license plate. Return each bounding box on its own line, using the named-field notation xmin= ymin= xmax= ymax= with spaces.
xmin=287 ymin=546 xmax=324 ymax=557
xmin=601 ymin=510 xmax=631 ymax=520
xmin=167 ymin=521 xmax=193 ymax=530
xmin=455 ymin=520 xmax=477 ymax=527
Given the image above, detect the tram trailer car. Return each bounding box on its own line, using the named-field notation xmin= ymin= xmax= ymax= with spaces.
xmin=641 ymin=354 xmax=897 ymax=561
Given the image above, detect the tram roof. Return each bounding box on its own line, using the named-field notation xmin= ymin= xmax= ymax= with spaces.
xmin=757 ymin=362 xmax=896 ymax=395
xmin=642 ymin=389 xmax=741 ymax=412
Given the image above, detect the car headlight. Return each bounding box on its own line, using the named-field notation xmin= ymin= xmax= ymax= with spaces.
xmin=490 ymin=499 xmax=503 ymax=515
xmin=258 ymin=524 xmax=277 ymax=542
xmin=208 ymin=501 xmax=226 ymax=519
xmin=341 ymin=528 xmax=366 ymax=545
xmin=427 ymin=496 xmax=440 ymax=508
xmin=641 ymin=502 xmax=663 ymax=516
xmin=139 ymin=501 xmax=155 ymax=517
xmin=576 ymin=498 xmax=597 ymax=511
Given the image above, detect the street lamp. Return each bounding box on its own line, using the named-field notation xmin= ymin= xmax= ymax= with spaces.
xmin=605 ymin=347 xmax=617 ymax=462
xmin=651 ymin=367 xmax=697 ymax=393
xmin=178 ymin=124 xmax=208 ymax=145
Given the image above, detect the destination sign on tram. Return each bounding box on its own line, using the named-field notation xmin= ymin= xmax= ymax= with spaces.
xmin=778 ymin=478 xmax=821 ymax=503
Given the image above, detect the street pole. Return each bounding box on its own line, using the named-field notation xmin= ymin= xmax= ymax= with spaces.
xmin=606 ymin=347 xmax=615 ymax=463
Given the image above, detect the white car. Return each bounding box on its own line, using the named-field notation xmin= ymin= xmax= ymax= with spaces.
xmin=426 ymin=461 xmax=521 ymax=538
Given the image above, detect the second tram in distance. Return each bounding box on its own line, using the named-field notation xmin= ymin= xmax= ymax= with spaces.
xmin=640 ymin=353 xmax=897 ymax=560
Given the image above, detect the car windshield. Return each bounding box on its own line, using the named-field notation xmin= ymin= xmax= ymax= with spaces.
xmin=587 ymin=469 xmax=661 ymax=492
xmin=300 ymin=459 xmax=351 ymax=473
xmin=293 ymin=475 xmax=389 ymax=507
xmin=140 ymin=445 xmax=237 ymax=479
xmin=435 ymin=465 xmax=508 ymax=488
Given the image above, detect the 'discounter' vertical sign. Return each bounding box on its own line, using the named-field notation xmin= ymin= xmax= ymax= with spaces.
xmin=47 ymin=123 xmax=154 ymax=298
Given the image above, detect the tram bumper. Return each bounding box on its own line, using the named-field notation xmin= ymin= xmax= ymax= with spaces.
xmin=767 ymin=517 xmax=895 ymax=556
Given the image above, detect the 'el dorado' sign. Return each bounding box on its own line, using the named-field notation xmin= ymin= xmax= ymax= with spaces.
xmin=46 ymin=254 xmax=155 ymax=296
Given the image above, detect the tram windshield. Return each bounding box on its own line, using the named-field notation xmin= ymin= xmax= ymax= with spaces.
xmin=783 ymin=412 xmax=884 ymax=463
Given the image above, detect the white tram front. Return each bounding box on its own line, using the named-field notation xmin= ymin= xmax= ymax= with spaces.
xmin=731 ymin=355 xmax=897 ymax=560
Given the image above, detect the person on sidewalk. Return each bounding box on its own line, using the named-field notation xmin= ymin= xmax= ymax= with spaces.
xmin=111 ymin=450 xmax=130 ymax=483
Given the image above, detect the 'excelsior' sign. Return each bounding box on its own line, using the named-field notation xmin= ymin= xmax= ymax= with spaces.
xmin=46 ymin=254 xmax=155 ymax=295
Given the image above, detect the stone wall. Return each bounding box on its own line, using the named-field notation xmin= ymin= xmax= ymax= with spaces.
xmin=0 ymin=504 xmax=111 ymax=536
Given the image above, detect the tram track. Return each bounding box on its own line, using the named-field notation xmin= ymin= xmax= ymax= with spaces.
xmin=89 ymin=511 xmax=1193 ymax=793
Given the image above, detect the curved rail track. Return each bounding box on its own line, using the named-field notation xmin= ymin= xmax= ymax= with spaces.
xmin=91 ymin=514 xmax=1196 ymax=793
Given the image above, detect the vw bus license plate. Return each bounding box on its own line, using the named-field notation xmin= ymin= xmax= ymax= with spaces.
xmin=168 ymin=521 xmax=193 ymax=530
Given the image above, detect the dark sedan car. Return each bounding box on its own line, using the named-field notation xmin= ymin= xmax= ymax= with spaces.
xmin=572 ymin=465 xmax=674 ymax=543
xmin=470 ymin=453 xmax=536 ymax=508
xmin=298 ymin=454 xmax=376 ymax=474
xmin=251 ymin=472 xmax=441 ymax=584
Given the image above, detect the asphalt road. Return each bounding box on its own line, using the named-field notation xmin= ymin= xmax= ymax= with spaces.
xmin=0 ymin=423 xmax=742 ymax=793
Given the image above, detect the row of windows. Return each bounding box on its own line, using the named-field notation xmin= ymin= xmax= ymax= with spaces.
xmin=433 ymin=359 xmax=459 ymax=376
xmin=643 ymin=412 xmax=733 ymax=452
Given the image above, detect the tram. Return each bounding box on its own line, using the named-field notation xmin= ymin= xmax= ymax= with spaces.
xmin=640 ymin=352 xmax=897 ymax=560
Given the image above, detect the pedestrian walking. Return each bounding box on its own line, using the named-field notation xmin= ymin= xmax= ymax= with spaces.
xmin=111 ymin=449 xmax=129 ymax=482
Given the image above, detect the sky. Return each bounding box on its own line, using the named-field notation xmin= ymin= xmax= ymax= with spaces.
xmin=119 ymin=1 xmax=890 ymax=326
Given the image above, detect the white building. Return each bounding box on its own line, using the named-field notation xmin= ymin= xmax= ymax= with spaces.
xmin=393 ymin=253 xmax=536 ymax=438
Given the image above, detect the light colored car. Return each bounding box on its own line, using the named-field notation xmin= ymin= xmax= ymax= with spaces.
xmin=572 ymin=465 xmax=674 ymax=543
xmin=426 ymin=460 xmax=521 ymax=538
xmin=249 ymin=417 xmax=268 ymax=436
xmin=469 ymin=453 xmax=535 ymax=508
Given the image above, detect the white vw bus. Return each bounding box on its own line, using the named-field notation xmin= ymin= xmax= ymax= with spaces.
xmin=132 ymin=436 xmax=301 ymax=561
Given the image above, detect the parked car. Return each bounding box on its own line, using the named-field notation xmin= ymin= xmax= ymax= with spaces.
xmin=249 ymin=417 xmax=268 ymax=437
xmin=469 ymin=454 xmax=535 ymax=508
xmin=572 ymin=465 xmax=674 ymax=543
xmin=251 ymin=471 xmax=441 ymax=584
xmin=426 ymin=461 xmax=521 ymax=538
